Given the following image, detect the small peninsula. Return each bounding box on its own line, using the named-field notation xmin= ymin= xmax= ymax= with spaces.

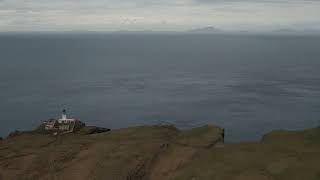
xmin=0 ymin=112 xmax=319 ymax=180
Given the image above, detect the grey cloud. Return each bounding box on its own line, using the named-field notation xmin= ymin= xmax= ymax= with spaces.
xmin=0 ymin=0 xmax=320 ymax=32
xmin=195 ymin=0 xmax=320 ymax=4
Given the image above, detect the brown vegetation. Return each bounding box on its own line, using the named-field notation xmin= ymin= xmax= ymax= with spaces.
xmin=0 ymin=125 xmax=319 ymax=180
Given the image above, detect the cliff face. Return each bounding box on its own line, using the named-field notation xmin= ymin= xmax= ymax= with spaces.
xmin=0 ymin=125 xmax=319 ymax=180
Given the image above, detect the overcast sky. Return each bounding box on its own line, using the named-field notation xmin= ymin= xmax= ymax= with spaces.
xmin=0 ymin=0 xmax=320 ymax=32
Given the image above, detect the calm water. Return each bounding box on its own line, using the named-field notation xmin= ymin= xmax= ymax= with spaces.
xmin=0 ymin=33 xmax=320 ymax=142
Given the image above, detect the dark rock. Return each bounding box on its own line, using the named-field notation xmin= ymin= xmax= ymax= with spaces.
xmin=79 ymin=126 xmax=110 ymax=135
xmin=73 ymin=120 xmax=86 ymax=132
xmin=7 ymin=130 xmax=24 ymax=138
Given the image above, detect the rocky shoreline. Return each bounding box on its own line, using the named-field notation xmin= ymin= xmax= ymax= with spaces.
xmin=0 ymin=124 xmax=319 ymax=180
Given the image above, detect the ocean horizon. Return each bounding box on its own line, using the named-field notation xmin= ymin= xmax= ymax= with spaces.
xmin=1 ymin=33 xmax=320 ymax=142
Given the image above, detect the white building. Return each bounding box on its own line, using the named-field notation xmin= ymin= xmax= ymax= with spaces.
xmin=58 ymin=109 xmax=75 ymax=123
xmin=44 ymin=119 xmax=57 ymax=130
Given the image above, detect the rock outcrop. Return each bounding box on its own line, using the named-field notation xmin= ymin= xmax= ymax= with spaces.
xmin=78 ymin=126 xmax=111 ymax=135
xmin=7 ymin=130 xmax=25 ymax=138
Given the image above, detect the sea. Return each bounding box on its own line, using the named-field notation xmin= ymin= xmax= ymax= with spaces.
xmin=0 ymin=33 xmax=320 ymax=142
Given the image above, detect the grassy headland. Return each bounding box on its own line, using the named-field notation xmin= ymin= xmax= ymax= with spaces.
xmin=0 ymin=124 xmax=319 ymax=180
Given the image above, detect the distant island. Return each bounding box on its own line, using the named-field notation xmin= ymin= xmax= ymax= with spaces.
xmin=102 ymin=26 xmax=225 ymax=34
xmin=1 ymin=27 xmax=319 ymax=35
xmin=0 ymin=111 xmax=320 ymax=180
xmin=187 ymin=26 xmax=223 ymax=34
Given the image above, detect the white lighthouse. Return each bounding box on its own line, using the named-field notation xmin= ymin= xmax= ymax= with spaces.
xmin=58 ymin=109 xmax=75 ymax=123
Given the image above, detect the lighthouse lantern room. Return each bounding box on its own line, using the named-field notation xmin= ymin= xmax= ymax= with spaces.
xmin=58 ymin=109 xmax=75 ymax=123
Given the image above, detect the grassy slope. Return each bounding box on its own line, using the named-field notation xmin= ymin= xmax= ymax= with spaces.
xmin=172 ymin=128 xmax=320 ymax=180
xmin=0 ymin=125 xmax=179 ymax=180
xmin=0 ymin=125 xmax=319 ymax=180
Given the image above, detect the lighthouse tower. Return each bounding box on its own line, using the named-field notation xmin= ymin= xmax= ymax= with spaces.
xmin=58 ymin=109 xmax=75 ymax=123
xmin=62 ymin=109 xmax=67 ymax=120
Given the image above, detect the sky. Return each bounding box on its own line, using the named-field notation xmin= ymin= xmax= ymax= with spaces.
xmin=0 ymin=0 xmax=320 ymax=32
